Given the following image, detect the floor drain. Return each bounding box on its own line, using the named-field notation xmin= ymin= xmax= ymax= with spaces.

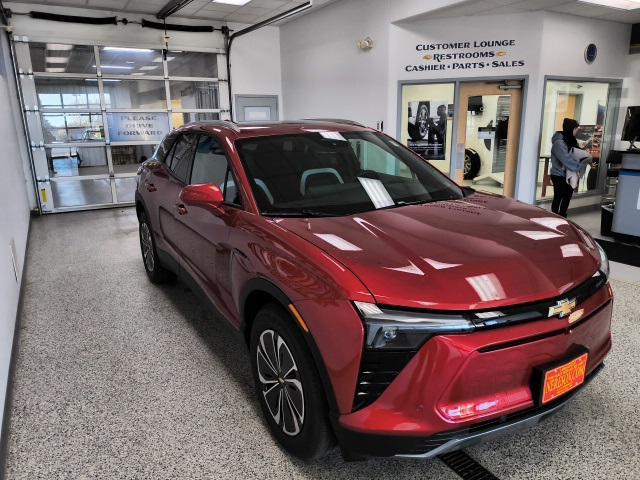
xmin=438 ymin=450 xmax=499 ymax=480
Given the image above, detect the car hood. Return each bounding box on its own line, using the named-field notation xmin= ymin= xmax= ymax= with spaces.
xmin=278 ymin=194 xmax=600 ymax=310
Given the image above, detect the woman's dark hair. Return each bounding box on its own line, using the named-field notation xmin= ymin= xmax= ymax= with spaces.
xmin=562 ymin=117 xmax=579 ymax=149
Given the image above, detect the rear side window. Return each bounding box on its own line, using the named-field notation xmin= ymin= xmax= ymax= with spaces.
xmin=155 ymin=134 xmax=177 ymax=163
xmin=167 ymin=134 xmax=198 ymax=183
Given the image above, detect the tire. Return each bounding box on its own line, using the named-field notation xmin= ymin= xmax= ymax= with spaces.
xmin=250 ymin=304 xmax=334 ymax=460
xmin=138 ymin=211 xmax=175 ymax=284
xmin=464 ymin=148 xmax=481 ymax=180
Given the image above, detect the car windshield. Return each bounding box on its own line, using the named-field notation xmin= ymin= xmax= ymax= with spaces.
xmin=236 ymin=131 xmax=463 ymax=217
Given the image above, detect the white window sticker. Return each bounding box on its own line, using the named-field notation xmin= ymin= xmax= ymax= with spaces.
xmin=357 ymin=177 xmax=395 ymax=209
xmin=319 ymin=131 xmax=347 ymax=142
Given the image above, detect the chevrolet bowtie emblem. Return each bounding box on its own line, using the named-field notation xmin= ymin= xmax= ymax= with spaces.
xmin=548 ymin=298 xmax=577 ymax=318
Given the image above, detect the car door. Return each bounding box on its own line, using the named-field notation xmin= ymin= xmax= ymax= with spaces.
xmin=174 ymin=133 xmax=244 ymax=319
xmin=157 ymin=133 xmax=199 ymax=258
xmin=140 ymin=133 xmax=177 ymax=247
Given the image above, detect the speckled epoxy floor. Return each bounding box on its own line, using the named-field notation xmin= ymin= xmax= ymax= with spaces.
xmin=3 ymin=208 xmax=640 ymax=479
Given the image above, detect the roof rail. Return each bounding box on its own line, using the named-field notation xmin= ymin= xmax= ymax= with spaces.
xmin=196 ymin=120 xmax=241 ymax=132
xmin=302 ymin=118 xmax=366 ymax=128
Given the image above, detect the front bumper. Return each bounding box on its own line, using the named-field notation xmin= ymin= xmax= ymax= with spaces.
xmin=334 ymin=283 xmax=613 ymax=456
xmin=336 ymin=363 xmax=603 ymax=458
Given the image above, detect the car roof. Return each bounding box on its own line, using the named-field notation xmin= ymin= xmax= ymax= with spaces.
xmin=176 ymin=119 xmax=374 ymax=140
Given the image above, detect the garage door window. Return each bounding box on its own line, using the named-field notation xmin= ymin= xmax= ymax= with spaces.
xmin=16 ymin=40 xmax=223 ymax=211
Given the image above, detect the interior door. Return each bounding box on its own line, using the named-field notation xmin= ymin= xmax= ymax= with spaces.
xmin=456 ymin=81 xmax=523 ymax=198
xmin=555 ymin=93 xmax=579 ymax=131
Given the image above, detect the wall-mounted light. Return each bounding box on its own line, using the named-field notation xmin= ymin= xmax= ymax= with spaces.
xmin=356 ymin=36 xmax=374 ymax=51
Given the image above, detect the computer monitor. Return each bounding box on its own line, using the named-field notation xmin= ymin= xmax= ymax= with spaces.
xmin=621 ymin=106 xmax=640 ymax=150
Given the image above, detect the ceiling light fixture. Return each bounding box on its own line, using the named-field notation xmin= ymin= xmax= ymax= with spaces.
xmin=45 ymin=67 xmax=66 ymax=73
xmin=211 ymin=0 xmax=251 ymax=5
xmin=103 ymin=47 xmax=154 ymax=52
xmin=94 ymin=65 xmax=134 ymax=70
xmin=579 ymin=0 xmax=640 ymax=10
xmin=46 ymin=43 xmax=73 ymax=50
xmin=45 ymin=56 xmax=70 ymax=63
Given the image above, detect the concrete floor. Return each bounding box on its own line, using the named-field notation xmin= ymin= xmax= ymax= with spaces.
xmin=3 ymin=208 xmax=640 ymax=479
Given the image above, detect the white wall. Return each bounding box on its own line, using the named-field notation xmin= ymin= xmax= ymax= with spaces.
xmin=280 ymin=0 xmax=390 ymax=128
xmin=0 ymin=30 xmax=31 ymax=441
xmin=228 ymin=22 xmax=282 ymax=119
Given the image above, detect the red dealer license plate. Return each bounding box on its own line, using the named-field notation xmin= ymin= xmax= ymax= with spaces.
xmin=541 ymin=352 xmax=588 ymax=404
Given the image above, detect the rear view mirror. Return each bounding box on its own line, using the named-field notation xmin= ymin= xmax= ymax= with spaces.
xmin=180 ymin=183 xmax=224 ymax=209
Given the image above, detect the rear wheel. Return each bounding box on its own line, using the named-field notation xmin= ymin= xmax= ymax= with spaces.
xmin=250 ymin=304 xmax=334 ymax=460
xmin=139 ymin=211 xmax=175 ymax=284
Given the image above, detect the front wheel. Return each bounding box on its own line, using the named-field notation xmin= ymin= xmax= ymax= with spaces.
xmin=250 ymin=304 xmax=334 ymax=460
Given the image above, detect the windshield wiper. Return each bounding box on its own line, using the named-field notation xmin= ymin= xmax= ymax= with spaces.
xmin=262 ymin=209 xmax=339 ymax=218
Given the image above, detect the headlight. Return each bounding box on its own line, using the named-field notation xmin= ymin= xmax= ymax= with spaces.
xmin=354 ymin=301 xmax=474 ymax=350
xmin=596 ymin=242 xmax=610 ymax=279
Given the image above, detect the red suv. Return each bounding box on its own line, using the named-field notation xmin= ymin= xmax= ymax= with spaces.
xmin=135 ymin=120 xmax=612 ymax=460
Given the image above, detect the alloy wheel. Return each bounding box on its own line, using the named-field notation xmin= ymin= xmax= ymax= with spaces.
xmin=140 ymin=222 xmax=155 ymax=272
xmin=256 ymin=329 xmax=305 ymax=436
xmin=464 ymin=154 xmax=471 ymax=175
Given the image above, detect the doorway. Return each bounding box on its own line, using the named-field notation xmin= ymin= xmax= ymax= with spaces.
xmin=456 ymin=81 xmax=523 ymax=197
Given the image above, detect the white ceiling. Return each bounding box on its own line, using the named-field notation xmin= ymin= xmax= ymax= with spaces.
xmin=7 ymin=0 xmax=336 ymax=24
xmin=417 ymin=0 xmax=640 ymax=23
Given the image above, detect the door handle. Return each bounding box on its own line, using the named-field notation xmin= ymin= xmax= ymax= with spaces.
xmin=145 ymin=182 xmax=157 ymax=192
xmin=176 ymin=203 xmax=188 ymax=215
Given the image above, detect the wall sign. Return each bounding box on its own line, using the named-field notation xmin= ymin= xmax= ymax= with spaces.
xmin=406 ymin=39 xmax=525 ymax=72
xmin=106 ymin=113 xmax=169 ymax=142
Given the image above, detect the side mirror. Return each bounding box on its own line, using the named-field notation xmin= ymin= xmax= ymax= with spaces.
xmin=180 ymin=183 xmax=224 ymax=209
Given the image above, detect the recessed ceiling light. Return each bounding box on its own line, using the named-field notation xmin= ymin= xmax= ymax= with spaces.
xmin=579 ymin=0 xmax=640 ymax=9
xmin=45 ymin=56 xmax=69 ymax=63
xmin=46 ymin=43 xmax=73 ymax=50
xmin=138 ymin=66 xmax=159 ymax=70
xmin=45 ymin=67 xmax=66 ymax=73
xmin=103 ymin=47 xmax=154 ymax=52
xmin=211 ymin=0 xmax=251 ymax=5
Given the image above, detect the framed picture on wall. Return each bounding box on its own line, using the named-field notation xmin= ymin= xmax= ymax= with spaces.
xmin=406 ymin=100 xmax=448 ymax=160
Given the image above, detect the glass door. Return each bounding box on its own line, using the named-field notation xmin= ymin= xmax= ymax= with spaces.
xmin=536 ymin=80 xmax=616 ymax=203
xmin=455 ymin=81 xmax=523 ymax=197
